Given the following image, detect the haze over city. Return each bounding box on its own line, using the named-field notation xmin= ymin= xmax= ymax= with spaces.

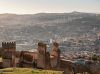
xmin=0 ymin=0 xmax=100 ymax=14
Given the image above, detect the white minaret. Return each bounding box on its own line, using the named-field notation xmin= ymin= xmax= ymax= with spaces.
xmin=50 ymin=39 xmax=53 ymax=44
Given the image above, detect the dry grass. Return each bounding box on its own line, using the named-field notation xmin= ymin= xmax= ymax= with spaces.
xmin=0 ymin=68 xmax=63 ymax=74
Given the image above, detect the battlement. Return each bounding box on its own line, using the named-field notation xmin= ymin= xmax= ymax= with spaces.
xmin=2 ymin=42 xmax=16 ymax=51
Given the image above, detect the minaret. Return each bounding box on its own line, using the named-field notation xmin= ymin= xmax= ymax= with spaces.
xmin=50 ymin=42 xmax=60 ymax=69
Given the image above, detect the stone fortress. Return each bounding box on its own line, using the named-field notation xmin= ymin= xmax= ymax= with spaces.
xmin=0 ymin=41 xmax=74 ymax=74
xmin=0 ymin=41 xmax=100 ymax=74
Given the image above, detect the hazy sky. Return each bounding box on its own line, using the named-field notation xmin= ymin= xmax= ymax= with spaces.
xmin=0 ymin=0 xmax=100 ymax=14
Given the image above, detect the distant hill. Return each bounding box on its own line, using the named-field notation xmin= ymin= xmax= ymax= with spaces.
xmin=0 ymin=12 xmax=100 ymax=50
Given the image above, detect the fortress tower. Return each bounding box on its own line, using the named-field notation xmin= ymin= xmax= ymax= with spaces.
xmin=37 ymin=42 xmax=46 ymax=69
xmin=50 ymin=42 xmax=61 ymax=69
xmin=37 ymin=42 xmax=51 ymax=69
xmin=1 ymin=42 xmax=16 ymax=68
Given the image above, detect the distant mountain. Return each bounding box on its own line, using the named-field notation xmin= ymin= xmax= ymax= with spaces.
xmin=0 ymin=12 xmax=100 ymax=50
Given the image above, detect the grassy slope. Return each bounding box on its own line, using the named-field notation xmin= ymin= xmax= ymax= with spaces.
xmin=0 ymin=68 xmax=63 ymax=74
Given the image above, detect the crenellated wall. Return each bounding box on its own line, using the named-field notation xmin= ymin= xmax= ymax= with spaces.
xmin=2 ymin=42 xmax=16 ymax=52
